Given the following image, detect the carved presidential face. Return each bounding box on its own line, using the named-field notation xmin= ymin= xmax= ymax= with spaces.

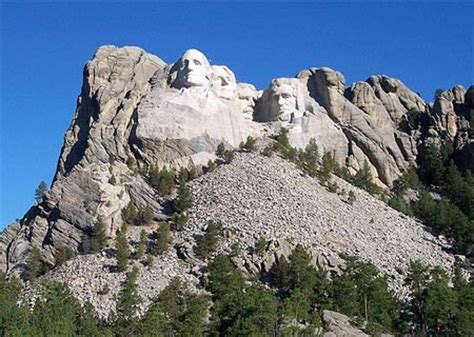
xmin=175 ymin=49 xmax=211 ymax=88
xmin=212 ymin=65 xmax=237 ymax=100
xmin=237 ymin=83 xmax=258 ymax=119
xmin=272 ymin=83 xmax=297 ymax=122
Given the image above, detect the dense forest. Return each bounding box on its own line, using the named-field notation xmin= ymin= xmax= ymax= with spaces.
xmin=2 ymin=245 xmax=474 ymax=336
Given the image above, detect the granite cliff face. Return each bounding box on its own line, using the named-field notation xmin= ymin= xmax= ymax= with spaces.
xmin=1 ymin=45 xmax=472 ymax=279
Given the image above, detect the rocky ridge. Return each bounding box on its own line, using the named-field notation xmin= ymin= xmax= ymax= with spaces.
xmin=1 ymin=44 xmax=472 ymax=285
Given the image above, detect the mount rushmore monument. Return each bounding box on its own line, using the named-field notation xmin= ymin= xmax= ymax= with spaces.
xmin=1 ymin=45 xmax=473 ymax=276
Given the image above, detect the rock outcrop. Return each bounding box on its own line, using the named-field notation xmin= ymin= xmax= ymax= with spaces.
xmin=1 ymin=45 xmax=472 ymax=282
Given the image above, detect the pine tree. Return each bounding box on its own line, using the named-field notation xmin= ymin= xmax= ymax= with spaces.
xmin=34 ymin=181 xmax=48 ymax=204
xmin=121 ymin=202 xmax=138 ymax=224
xmin=136 ymin=230 xmax=147 ymax=259
xmin=302 ymin=138 xmax=319 ymax=176
xmin=27 ymin=246 xmax=42 ymax=281
xmin=0 ymin=273 xmax=32 ymax=335
xmin=139 ymin=278 xmax=208 ymax=336
xmin=271 ymin=255 xmax=291 ymax=290
xmin=116 ymin=266 xmax=141 ymax=320
xmin=90 ymin=217 xmax=107 ymax=253
xmin=55 ymin=246 xmax=74 ymax=266
xmin=352 ymin=160 xmax=382 ymax=195
xmin=199 ymin=220 xmax=222 ymax=257
xmin=405 ymin=260 xmax=429 ymax=333
xmin=153 ymin=222 xmax=171 ymax=255
xmin=115 ymin=229 xmax=129 ymax=272
xmin=320 ymin=152 xmax=336 ymax=181
xmin=172 ymin=211 xmax=189 ymax=231
xmin=115 ymin=266 xmax=141 ymax=334
xmin=423 ymin=267 xmax=457 ymax=335
xmin=137 ymin=205 xmax=154 ymax=225
xmin=148 ymin=166 xmax=175 ymax=196
xmin=31 ymin=281 xmax=81 ymax=336
xmin=174 ymin=180 xmax=193 ymax=213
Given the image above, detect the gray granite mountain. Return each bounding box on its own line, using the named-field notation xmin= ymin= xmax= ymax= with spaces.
xmin=1 ymin=45 xmax=472 ymax=280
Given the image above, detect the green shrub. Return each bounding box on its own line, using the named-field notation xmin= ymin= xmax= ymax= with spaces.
xmin=206 ymin=159 xmax=216 ymax=172
xmin=254 ymin=238 xmax=268 ymax=255
xmin=261 ymin=146 xmax=274 ymax=157
xmin=347 ymin=190 xmax=356 ymax=204
xmin=216 ymin=143 xmax=226 ymax=157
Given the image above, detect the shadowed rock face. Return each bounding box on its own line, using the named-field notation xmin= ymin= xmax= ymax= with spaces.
xmin=1 ymin=45 xmax=472 ymax=276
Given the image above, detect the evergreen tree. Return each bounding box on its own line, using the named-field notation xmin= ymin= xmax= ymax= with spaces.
xmin=223 ymin=149 xmax=235 ymax=163
xmin=174 ymin=180 xmax=193 ymax=213
xmin=0 ymin=274 xmax=32 ymax=335
xmin=405 ymin=260 xmax=429 ymax=334
xmin=423 ymin=267 xmax=457 ymax=335
xmin=115 ymin=266 xmax=141 ymax=335
xmin=75 ymin=302 xmax=105 ymax=337
xmin=139 ymin=278 xmax=208 ymax=336
xmin=90 ymin=217 xmax=107 ymax=253
xmin=207 ymin=254 xmax=246 ymax=334
xmin=348 ymin=190 xmax=357 ymax=204
xmin=319 ymin=152 xmax=336 ymax=181
xmin=388 ymin=194 xmax=414 ymax=216
xmin=275 ymin=127 xmax=290 ymax=149
xmin=136 ymin=229 xmax=148 ymax=259
xmin=208 ymin=254 xmax=246 ymax=295
xmin=271 ymin=255 xmax=291 ymax=290
xmin=31 ymin=281 xmax=81 ymax=336
xmin=199 ymin=220 xmax=223 ymax=257
xmin=227 ymin=285 xmax=278 ymax=336
xmin=331 ymin=273 xmax=359 ymax=317
xmin=148 ymin=166 xmax=175 ymax=196
xmin=115 ymin=229 xmax=129 ymax=272
xmin=153 ymin=222 xmax=171 ymax=255
xmin=55 ymin=246 xmax=74 ymax=266
xmin=302 ymin=138 xmax=319 ymax=176
xmin=35 ymin=180 xmax=49 ymax=204
xmin=121 ymin=202 xmax=138 ymax=225
xmin=178 ymin=167 xmax=190 ymax=182
xmin=172 ymin=211 xmax=189 ymax=231
xmin=253 ymin=238 xmax=268 ymax=255
xmin=397 ymin=167 xmax=422 ymax=192
xmin=418 ymin=143 xmax=445 ymax=186
xmin=137 ymin=205 xmax=154 ymax=226
xmin=452 ymin=264 xmax=474 ymax=335
xmin=27 ymin=246 xmax=43 ymax=281
xmin=351 ymin=160 xmax=382 ymax=195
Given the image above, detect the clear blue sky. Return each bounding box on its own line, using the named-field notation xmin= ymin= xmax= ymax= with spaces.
xmin=1 ymin=1 xmax=473 ymax=229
